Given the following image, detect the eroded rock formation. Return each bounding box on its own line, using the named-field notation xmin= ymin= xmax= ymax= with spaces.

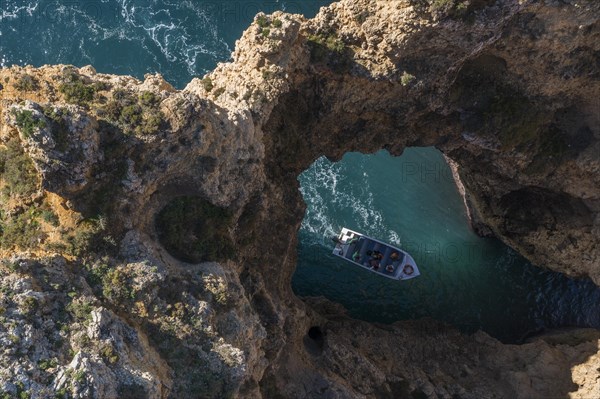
xmin=0 ymin=0 xmax=598 ymax=398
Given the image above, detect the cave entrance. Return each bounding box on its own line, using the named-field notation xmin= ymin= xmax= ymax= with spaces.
xmin=291 ymin=147 xmax=600 ymax=343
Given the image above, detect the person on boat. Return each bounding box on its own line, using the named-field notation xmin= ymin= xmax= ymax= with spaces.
xmin=372 ymin=250 xmax=383 ymax=260
xmin=390 ymin=252 xmax=399 ymax=261
xmin=348 ymin=236 xmax=359 ymax=245
xmin=352 ymin=251 xmax=361 ymax=262
xmin=385 ymin=264 xmax=394 ymax=273
xmin=369 ymin=258 xmax=380 ymax=270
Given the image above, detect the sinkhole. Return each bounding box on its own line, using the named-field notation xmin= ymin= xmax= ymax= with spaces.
xmin=291 ymin=147 xmax=600 ymax=343
xmin=304 ymin=326 xmax=325 ymax=356
xmin=155 ymin=196 xmax=235 ymax=263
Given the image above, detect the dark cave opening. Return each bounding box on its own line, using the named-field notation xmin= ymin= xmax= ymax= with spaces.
xmin=304 ymin=326 xmax=325 ymax=355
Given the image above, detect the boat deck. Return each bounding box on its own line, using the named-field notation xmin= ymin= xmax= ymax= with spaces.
xmin=333 ymin=227 xmax=420 ymax=280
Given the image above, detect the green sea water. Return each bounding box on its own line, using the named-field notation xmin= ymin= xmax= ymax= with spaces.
xmin=3 ymin=0 xmax=599 ymax=344
xmin=292 ymin=148 xmax=600 ymax=343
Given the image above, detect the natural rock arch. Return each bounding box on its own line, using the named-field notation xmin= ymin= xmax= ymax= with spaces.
xmin=0 ymin=0 xmax=599 ymax=398
xmin=185 ymin=1 xmax=598 ymax=396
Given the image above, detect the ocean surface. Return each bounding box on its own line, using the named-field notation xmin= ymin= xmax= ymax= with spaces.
xmin=293 ymin=148 xmax=600 ymax=343
xmin=0 ymin=0 xmax=329 ymax=88
xmin=3 ymin=0 xmax=599 ymax=343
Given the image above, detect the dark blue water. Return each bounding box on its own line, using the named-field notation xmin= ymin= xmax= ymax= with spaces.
xmin=3 ymin=0 xmax=599 ymax=343
xmin=0 ymin=0 xmax=329 ymax=88
xmin=292 ymin=149 xmax=600 ymax=343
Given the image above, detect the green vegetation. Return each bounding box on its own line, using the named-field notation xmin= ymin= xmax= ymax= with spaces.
xmin=66 ymin=297 xmax=94 ymax=323
xmin=0 ymin=200 xmax=46 ymax=253
xmin=307 ymin=33 xmax=345 ymax=54
xmin=139 ymin=91 xmax=159 ymax=107
xmin=59 ymin=72 xmax=96 ymax=104
xmin=15 ymin=382 xmax=30 ymax=399
xmin=42 ymin=107 xmax=71 ymax=152
xmin=14 ymin=74 xmax=39 ymax=91
xmin=256 ymin=15 xmax=269 ymax=28
xmin=400 ymin=71 xmax=416 ymax=86
xmin=84 ymin=261 xmax=135 ymax=305
xmin=1 ymin=260 xmax=20 ymax=273
xmin=201 ymin=77 xmax=214 ymax=92
xmin=213 ymin=87 xmax=225 ymax=98
xmin=354 ymin=11 xmax=370 ymax=24
xmin=40 ymin=208 xmax=59 ymax=226
xmin=84 ymin=260 xmax=111 ymax=288
xmin=63 ymin=217 xmax=109 ymax=257
xmin=472 ymin=86 xmax=570 ymax=170
xmin=0 ymin=135 xmax=113 ymax=253
xmin=21 ymin=296 xmax=38 ymax=315
xmin=54 ymin=388 xmax=69 ymax=399
xmin=12 ymin=109 xmax=46 ymax=138
xmin=155 ymin=196 xmax=235 ymax=263
xmin=306 ymin=32 xmax=351 ymax=72
xmin=73 ymin=370 xmax=86 ymax=384
xmin=99 ymin=342 xmax=119 ymax=364
xmin=0 ymin=137 xmax=39 ymax=199
xmin=456 ymin=1 xmax=468 ymax=11
xmin=120 ymin=104 xmax=143 ymax=126
xmin=101 ymin=89 xmax=164 ymax=136
xmin=429 ymin=0 xmax=471 ymax=19
xmin=102 ymin=268 xmax=134 ymax=302
xmin=38 ymin=358 xmax=59 ymax=371
xmin=430 ymin=0 xmax=453 ymax=9
xmin=262 ymin=70 xmax=274 ymax=80
xmin=255 ymin=15 xmax=282 ymax=38
xmin=65 ymin=228 xmax=95 ymax=257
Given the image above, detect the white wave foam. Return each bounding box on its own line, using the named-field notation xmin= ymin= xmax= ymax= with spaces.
xmin=1 ymin=0 xmax=230 ymax=81
xmin=1 ymin=1 xmax=38 ymax=21
xmin=299 ymin=157 xmax=341 ymax=240
xmin=112 ymin=0 xmax=230 ymax=76
xmin=300 ymin=155 xmax=392 ymax=244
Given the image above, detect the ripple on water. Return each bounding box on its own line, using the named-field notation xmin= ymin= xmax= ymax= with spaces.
xmin=1 ymin=0 xmax=329 ymax=87
xmin=0 ymin=0 xmax=230 ymax=87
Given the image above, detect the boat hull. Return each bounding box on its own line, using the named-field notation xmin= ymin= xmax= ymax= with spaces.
xmin=332 ymin=227 xmax=420 ymax=280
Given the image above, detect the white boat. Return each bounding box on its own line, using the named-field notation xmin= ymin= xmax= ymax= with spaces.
xmin=332 ymin=227 xmax=420 ymax=280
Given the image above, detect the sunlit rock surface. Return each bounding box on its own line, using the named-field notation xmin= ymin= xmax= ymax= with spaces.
xmin=0 ymin=0 xmax=598 ymax=397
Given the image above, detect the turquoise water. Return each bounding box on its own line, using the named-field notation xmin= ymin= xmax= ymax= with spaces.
xmin=292 ymin=148 xmax=600 ymax=343
xmin=3 ymin=1 xmax=599 ymax=343
xmin=0 ymin=0 xmax=329 ymax=88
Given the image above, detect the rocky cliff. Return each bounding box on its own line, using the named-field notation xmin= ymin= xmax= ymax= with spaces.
xmin=0 ymin=0 xmax=599 ymax=398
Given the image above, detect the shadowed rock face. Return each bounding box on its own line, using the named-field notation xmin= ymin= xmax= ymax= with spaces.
xmin=0 ymin=0 xmax=599 ymax=398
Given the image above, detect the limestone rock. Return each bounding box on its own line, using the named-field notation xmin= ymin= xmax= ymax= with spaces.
xmin=0 ymin=0 xmax=598 ymax=398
